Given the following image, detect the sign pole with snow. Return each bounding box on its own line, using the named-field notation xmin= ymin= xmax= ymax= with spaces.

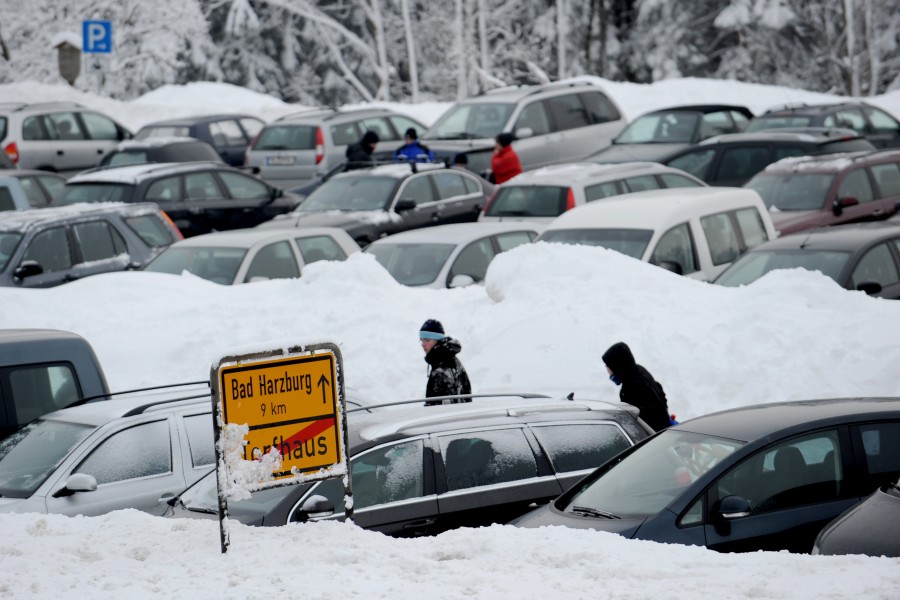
xmin=210 ymin=343 xmax=349 ymax=554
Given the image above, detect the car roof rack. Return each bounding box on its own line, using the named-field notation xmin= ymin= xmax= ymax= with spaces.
xmin=10 ymin=101 xmax=85 ymax=112
xmin=70 ymin=379 xmax=210 ymax=407
xmin=346 ymin=392 xmax=552 ymax=414
xmin=323 ymin=107 xmax=392 ymax=121
xmin=275 ymin=107 xmax=336 ymax=122
xmin=524 ymin=80 xmax=595 ymax=97
xmin=762 ymin=101 xmax=811 ymax=113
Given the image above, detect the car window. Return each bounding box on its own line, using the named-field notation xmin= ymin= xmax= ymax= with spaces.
xmin=388 ymin=116 xmax=423 ymax=139
xmin=734 ymin=207 xmax=770 ymax=249
xmin=864 ymin=107 xmax=900 ymax=134
xmin=23 ymin=226 xmax=72 ymax=272
xmin=239 ymin=118 xmax=264 ymax=139
xmin=0 ymin=232 xmax=21 ymax=270
xmin=209 ymin=120 xmax=246 ymax=147
xmin=8 ymin=363 xmax=81 ymax=424
xmin=716 ymin=430 xmax=843 ymax=515
xmin=460 ymin=173 xmax=481 ymax=194
xmin=580 ymin=91 xmax=620 ymax=123
xmin=623 ymin=175 xmax=662 ymax=193
xmin=37 ymin=176 xmax=65 ymax=203
xmin=358 ymin=117 xmax=395 ymax=142
xmin=184 ymin=172 xmax=224 ymax=200
xmin=396 ymin=175 xmax=435 ymax=206
xmin=425 ymin=103 xmax=515 ymax=140
xmin=772 ymin=145 xmax=807 ymax=161
xmin=75 ymin=420 xmax=172 ymax=485
xmin=659 ymin=173 xmax=702 ymax=189
xmin=699 ymin=111 xmax=736 ymax=140
xmin=0 ymin=420 xmax=94 ymax=495
xmin=243 ymin=241 xmax=300 ymax=282
xmin=218 ymin=171 xmax=270 ymax=199
xmin=486 ymin=185 xmax=568 ymax=217
xmin=366 ymin=242 xmax=454 ymax=286
xmin=666 ymin=149 xmax=715 ymax=180
xmin=495 ymin=230 xmax=535 ymax=251
xmin=80 ymin=112 xmax=120 ymax=140
xmin=714 ymin=146 xmax=770 ymax=183
xmin=73 ymin=220 xmax=127 ymax=262
xmin=330 ymin=122 xmax=360 ymax=146
xmin=22 ymin=116 xmax=49 ymax=140
xmin=253 ymin=125 xmax=316 ymax=151
xmin=849 ymin=243 xmax=899 ymax=289
xmin=448 ymin=238 xmax=495 ymax=284
xmin=0 ymin=116 xmax=6 ymax=140
xmin=544 ymin=94 xmax=591 ymax=132
xmin=701 ymin=212 xmax=741 ymax=266
xmin=539 ymin=228 xmax=653 ymax=259
xmin=432 ymin=172 xmax=468 ymax=200
xmin=530 ymin=423 xmax=631 ymax=473
xmin=584 ymin=181 xmax=622 ymax=202
xmin=870 ymin=163 xmax=900 ymax=198
xmin=136 ymin=126 xmax=190 ymax=140
xmin=825 ymin=108 xmax=868 ymax=132
xmin=514 ymin=102 xmax=552 ymax=136
xmin=47 ymin=112 xmax=85 ymax=140
xmin=14 ymin=178 xmax=44 ymax=209
xmin=125 ymin=214 xmax=179 ymax=248
xmin=295 ymin=235 xmax=348 ymax=264
xmin=650 ymin=223 xmax=698 ymax=274
xmin=440 ymin=428 xmax=538 ymax=491
xmin=746 ymin=172 xmax=835 ymax=211
xmin=837 ymin=169 xmax=875 ymax=203
xmin=301 ymin=176 xmax=397 ymax=212
xmin=0 ymin=186 xmax=15 ymax=211
xmin=715 ymin=249 xmax=850 ymax=288
xmin=146 ymin=176 xmax=182 ymax=201
xmin=182 ymin=414 xmax=215 ymax=467
xmin=859 ymin=422 xmax=900 ymax=486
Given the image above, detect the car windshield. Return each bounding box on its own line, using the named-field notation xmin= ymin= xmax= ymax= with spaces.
xmin=423 ymin=103 xmax=515 ymax=140
xmin=106 ymin=151 xmax=150 ymax=166
xmin=715 ymin=249 xmax=851 ymax=287
xmin=180 ymin=470 xmax=289 ymax=514
xmin=486 ymin=186 xmax=569 ymax=218
xmin=57 ymin=183 xmax=131 ymax=205
xmin=745 ymin=116 xmax=814 ymax=132
xmin=299 ymin=176 xmax=397 ymax=212
xmin=365 ymin=243 xmax=455 ymax=285
xmin=565 ymin=430 xmax=744 ymax=518
xmin=615 ymin=112 xmax=700 ymax=144
xmin=143 ymin=247 xmax=248 ymax=285
xmin=0 ymin=232 xmax=22 ymax=270
xmin=538 ymin=228 xmax=653 ymax=259
xmin=746 ymin=172 xmax=835 ymax=211
xmin=0 ymin=420 xmax=94 ymax=498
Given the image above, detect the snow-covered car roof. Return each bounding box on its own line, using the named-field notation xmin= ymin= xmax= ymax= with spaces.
xmin=166 ymin=226 xmax=359 ymax=250
xmin=366 ymin=221 xmax=543 ymax=246
xmin=504 ymin=161 xmax=701 ymax=186
xmin=0 ymin=202 xmax=163 ymax=233
xmin=67 ymin=161 xmax=230 ymax=184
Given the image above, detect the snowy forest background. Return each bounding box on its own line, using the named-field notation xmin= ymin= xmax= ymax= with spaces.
xmin=1 ymin=0 xmax=898 ymax=106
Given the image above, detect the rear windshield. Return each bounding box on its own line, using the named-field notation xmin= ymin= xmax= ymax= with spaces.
xmin=144 ymin=246 xmax=248 ymax=285
xmin=486 ymin=186 xmax=568 ymax=218
xmin=0 ymin=419 xmax=94 ymax=497
xmin=365 ymin=243 xmax=455 ymax=286
xmin=616 ymin=112 xmax=700 ymax=144
xmin=715 ymin=250 xmax=850 ymax=287
xmin=252 ymin=125 xmax=317 ymax=151
xmin=745 ymin=173 xmax=835 ymax=211
xmin=125 ymin=214 xmax=178 ymax=247
xmin=538 ymin=228 xmax=653 ymax=259
xmin=745 ymin=116 xmax=813 ymax=132
xmin=300 ymin=176 xmax=398 ymax=212
xmin=0 ymin=232 xmax=23 ymax=270
xmin=106 ymin=151 xmax=150 ymax=166
xmin=57 ymin=183 xmax=131 ymax=205
xmin=136 ymin=126 xmax=190 ymax=140
xmin=424 ymin=103 xmax=515 ymax=140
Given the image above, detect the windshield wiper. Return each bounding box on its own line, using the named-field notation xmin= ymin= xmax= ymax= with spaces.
xmin=570 ymin=505 xmax=620 ymax=519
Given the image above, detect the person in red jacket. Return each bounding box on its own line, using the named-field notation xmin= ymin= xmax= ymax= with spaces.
xmin=490 ymin=132 xmax=522 ymax=184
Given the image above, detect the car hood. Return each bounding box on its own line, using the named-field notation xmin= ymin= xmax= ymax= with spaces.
xmin=767 ymin=209 xmax=823 ymax=235
xmin=0 ymin=495 xmax=44 ymax=514
xmin=589 ymin=143 xmax=688 ymax=164
xmin=510 ymin=503 xmax=645 ymax=537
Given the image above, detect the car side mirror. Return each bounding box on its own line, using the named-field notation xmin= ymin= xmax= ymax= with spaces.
xmin=716 ymin=495 xmax=751 ymax=520
xmin=656 ymin=260 xmax=683 ymax=276
xmin=832 ymin=196 xmax=859 ymax=216
xmin=52 ymin=473 xmax=98 ymax=498
xmin=293 ymin=494 xmax=335 ymax=522
xmin=856 ymin=281 xmax=882 ymax=295
xmin=13 ymin=260 xmax=43 ymax=280
xmin=449 ymin=274 xmax=475 ymax=288
xmin=515 ymin=127 xmax=534 ymax=139
xmin=395 ymin=198 xmax=416 ymax=212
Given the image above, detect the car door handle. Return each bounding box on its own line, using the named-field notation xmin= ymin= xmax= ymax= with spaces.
xmin=97 ymin=149 xmax=104 ymax=154
xmin=403 ymin=518 xmax=436 ymax=529
xmin=57 ymin=150 xmax=64 ymax=155
xmin=871 ymin=208 xmax=884 ymax=216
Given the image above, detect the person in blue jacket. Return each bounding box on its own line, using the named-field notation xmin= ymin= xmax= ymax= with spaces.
xmin=394 ymin=128 xmax=435 ymax=163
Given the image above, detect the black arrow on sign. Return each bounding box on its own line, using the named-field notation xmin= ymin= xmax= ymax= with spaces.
xmin=318 ymin=374 xmax=330 ymax=403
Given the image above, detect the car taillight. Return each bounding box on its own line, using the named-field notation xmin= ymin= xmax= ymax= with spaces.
xmin=565 ymin=187 xmax=575 ymax=211
xmin=480 ymin=189 xmax=499 ymax=218
xmin=4 ymin=142 xmax=18 ymax=164
xmin=160 ymin=210 xmax=184 ymax=240
xmin=315 ymin=127 xmax=324 ymax=165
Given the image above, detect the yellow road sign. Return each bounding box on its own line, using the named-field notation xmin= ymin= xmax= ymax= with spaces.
xmin=219 ymin=352 xmax=342 ymax=479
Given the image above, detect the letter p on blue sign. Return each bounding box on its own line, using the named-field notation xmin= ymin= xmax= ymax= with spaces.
xmin=83 ymin=20 xmax=113 ymax=54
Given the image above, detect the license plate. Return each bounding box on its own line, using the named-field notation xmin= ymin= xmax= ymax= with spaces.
xmin=266 ymin=155 xmax=296 ymax=166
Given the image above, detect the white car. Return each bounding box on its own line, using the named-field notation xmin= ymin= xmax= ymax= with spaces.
xmin=536 ymin=187 xmax=778 ymax=281
xmin=142 ymin=227 xmax=360 ymax=284
xmin=364 ymin=222 xmax=542 ymax=288
xmin=478 ymin=162 xmax=706 ymax=224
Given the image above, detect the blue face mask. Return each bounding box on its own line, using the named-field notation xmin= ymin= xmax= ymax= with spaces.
xmin=609 ymin=374 xmax=621 ymax=386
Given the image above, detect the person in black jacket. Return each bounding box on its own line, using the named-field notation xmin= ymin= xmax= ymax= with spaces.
xmin=602 ymin=341 xmax=670 ymax=432
xmin=345 ymin=130 xmax=380 ymax=170
xmin=419 ymin=319 xmax=472 ymax=405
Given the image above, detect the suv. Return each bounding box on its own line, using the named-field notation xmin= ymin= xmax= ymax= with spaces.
xmin=422 ymin=81 xmax=626 ymax=178
xmin=660 ymin=128 xmax=877 ymax=186
xmin=56 ymin=162 xmax=302 ymax=237
xmin=257 ymin=162 xmax=492 ymax=246
xmin=244 ymin=108 xmax=427 ymax=190
xmin=0 ymin=387 xmax=214 ymax=517
xmin=479 ymin=162 xmax=706 ymax=223
xmin=745 ymin=149 xmax=900 ymax=235
xmin=745 ymin=102 xmax=900 ymax=149
xmin=0 ymin=102 xmax=132 ymax=175
xmin=165 ymin=393 xmax=653 ymax=536
xmin=0 ymin=202 xmax=182 ymax=288
xmin=135 ymin=114 xmax=265 ymax=167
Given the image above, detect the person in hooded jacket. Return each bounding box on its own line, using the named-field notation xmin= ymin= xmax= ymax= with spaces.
xmin=490 ymin=132 xmax=522 ymax=184
xmin=419 ymin=319 xmax=472 ymax=405
xmin=601 ymin=341 xmax=670 ymax=432
xmin=393 ymin=128 xmax=435 ymax=162
xmin=345 ymin=130 xmax=380 ymax=170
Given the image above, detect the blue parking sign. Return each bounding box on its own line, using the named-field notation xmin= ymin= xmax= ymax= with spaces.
xmin=82 ymin=20 xmax=113 ymax=54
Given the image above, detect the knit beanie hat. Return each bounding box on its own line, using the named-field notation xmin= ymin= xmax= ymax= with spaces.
xmin=419 ymin=319 xmax=445 ymax=340
xmin=362 ymin=130 xmax=380 ymax=145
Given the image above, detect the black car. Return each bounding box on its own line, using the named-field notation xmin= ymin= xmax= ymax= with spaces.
xmin=512 ymin=397 xmax=900 ymax=554
xmin=587 ymin=104 xmax=753 ymax=164
xmin=714 ymin=220 xmax=900 ymax=299
xmin=257 ymin=162 xmax=493 ymax=246
xmin=99 ymin=137 xmax=224 ymax=167
xmin=135 ymin=114 xmax=265 ymax=167
xmin=55 ymin=161 xmax=302 ymax=238
xmin=660 ymin=128 xmax=876 ymax=186
xmin=812 ymin=476 xmax=900 ymax=557
xmin=746 ymin=102 xmax=900 ymax=149
xmin=166 ymin=393 xmax=653 ymax=536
